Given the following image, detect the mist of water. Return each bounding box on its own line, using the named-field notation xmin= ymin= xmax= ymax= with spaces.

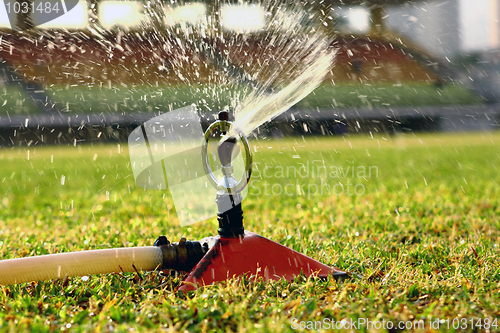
xmin=0 ymin=0 xmax=336 ymax=140
xmin=225 ymin=2 xmax=337 ymax=136
xmin=231 ymin=45 xmax=335 ymax=137
xmin=163 ymin=0 xmax=337 ymax=136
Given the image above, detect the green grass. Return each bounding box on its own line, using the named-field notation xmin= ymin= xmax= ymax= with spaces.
xmin=0 ymin=82 xmax=482 ymax=115
xmin=1 ymin=132 xmax=500 ymax=332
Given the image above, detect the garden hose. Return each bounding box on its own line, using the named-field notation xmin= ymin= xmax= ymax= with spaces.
xmin=0 ymin=237 xmax=208 ymax=286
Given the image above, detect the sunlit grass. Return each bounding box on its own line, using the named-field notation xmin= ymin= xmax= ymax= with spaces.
xmin=0 ymin=131 xmax=499 ymax=332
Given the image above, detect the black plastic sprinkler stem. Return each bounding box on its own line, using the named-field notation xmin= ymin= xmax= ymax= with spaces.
xmin=217 ymin=196 xmax=244 ymax=238
xmin=216 ymin=111 xmax=245 ymax=238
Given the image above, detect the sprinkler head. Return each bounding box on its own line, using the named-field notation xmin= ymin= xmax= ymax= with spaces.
xmin=218 ymin=111 xmax=230 ymax=134
xmin=202 ymin=113 xmax=252 ymax=194
xmin=218 ymin=137 xmax=237 ymax=167
xmin=217 ymin=112 xmax=240 ymax=167
xmin=218 ymin=110 xmax=229 ymax=121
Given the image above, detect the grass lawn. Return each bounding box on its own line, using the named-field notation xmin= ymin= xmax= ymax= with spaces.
xmin=0 ymin=132 xmax=499 ymax=332
xmin=0 ymin=82 xmax=483 ymax=116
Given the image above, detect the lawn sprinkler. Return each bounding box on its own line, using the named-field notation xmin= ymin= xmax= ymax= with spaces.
xmin=0 ymin=108 xmax=345 ymax=287
xmin=171 ymin=110 xmax=346 ymax=291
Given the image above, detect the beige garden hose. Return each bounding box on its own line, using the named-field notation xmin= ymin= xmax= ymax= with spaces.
xmin=0 ymin=247 xmax=163 ymax=285
xmin=0 ymin=237 xmax=208 ymax=285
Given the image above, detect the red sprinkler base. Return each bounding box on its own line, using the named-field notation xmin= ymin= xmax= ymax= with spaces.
xmin=178 ymin=231 xmax=346 ymax=291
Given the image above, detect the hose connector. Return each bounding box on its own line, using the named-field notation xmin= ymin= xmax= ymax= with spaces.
xmin=154 ymin=236 xmax=208 ymax=272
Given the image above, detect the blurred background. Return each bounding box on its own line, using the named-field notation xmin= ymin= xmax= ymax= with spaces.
xmin=0 ymin=0 xmax=498 ymax=144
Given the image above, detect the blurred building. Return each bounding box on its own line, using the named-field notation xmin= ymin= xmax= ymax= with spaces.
xmin=489 ymin=0 xmax=500 ymax=49
xmin=385 ymin=0 xmax=461 ymax=58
